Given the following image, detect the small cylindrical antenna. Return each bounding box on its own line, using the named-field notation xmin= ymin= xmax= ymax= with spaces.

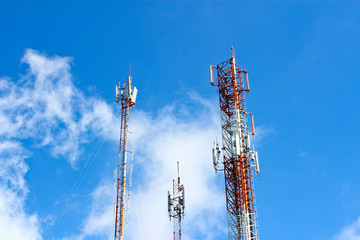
xmin=245 ymin=69 xmax=250 ymax=91
xmin=210 ymin=65 xmax=214 ymax=85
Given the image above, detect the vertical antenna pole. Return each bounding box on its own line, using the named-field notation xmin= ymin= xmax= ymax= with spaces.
xmin=114 ymin=69 xmax=138 ymax=240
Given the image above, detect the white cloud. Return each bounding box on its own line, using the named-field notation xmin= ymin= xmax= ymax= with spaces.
xmin=0 ymin=49 xmax=118 ymax=165
xmin=130 ymin=105 xmax=225 ymax=228
xmin=0 ymin=141 xmax=42 ymax=240
xmin=81 ymin=184 xmax=114 ymax=239
xmin=0 ymin=49 xmax=119 ymax=240
xmin=334 ymin=217 xmax=360 ymax=240
xmin=63 ymin=182 xmax=114 ymax=240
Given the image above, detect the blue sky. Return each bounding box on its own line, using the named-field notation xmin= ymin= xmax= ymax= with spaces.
xmin=0 ymin=1 xmax=360 ymax=240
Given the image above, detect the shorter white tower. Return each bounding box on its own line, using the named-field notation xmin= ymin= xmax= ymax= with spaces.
xmin=168 ymin=162 xmax=185 ymax=240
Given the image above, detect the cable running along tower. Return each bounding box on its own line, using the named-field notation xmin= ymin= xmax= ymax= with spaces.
xmin=168 ymin=162 xmax=185 ymax=240
xmin=210 ymin=47 xmax=260 ymax=240
xmin=114 ymin=68 xmax=138 ymax=240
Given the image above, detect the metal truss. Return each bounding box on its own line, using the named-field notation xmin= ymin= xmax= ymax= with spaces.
xmin=211 ymin=48 xmax=260 ymax=240
xmin=168 ymin=162 xmax=185 ymax=240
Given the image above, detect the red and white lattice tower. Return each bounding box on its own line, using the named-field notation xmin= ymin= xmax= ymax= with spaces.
xmin=168 ymin=162 xmax=185 ymax=240
xmin=114 ymin=67 xmax=138 ymax=240
xmin=210 ymin=47 xmax=260 ymax=240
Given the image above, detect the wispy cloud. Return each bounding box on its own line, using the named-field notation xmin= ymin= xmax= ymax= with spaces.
xmin=333 ymin=217 xmax=360 ymax=240
xmin=0 ymin=49 xmax=118 ymax=165
xmin=297 ymin=148 xmax=308 ymax=158
xmin=62 ymin=182 xmax=114 ymax=240
xmin=0 ymin=141 xmax=42 ymax=240
xmin=128 ymin=104 xmax=227 ymax=240
xmin=251 ymin=125 xmax=275 ymax=147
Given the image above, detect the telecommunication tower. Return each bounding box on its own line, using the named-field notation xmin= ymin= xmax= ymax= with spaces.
xmin=210 ymin=47 xmax=260 ymax=240
xmin=168 ymin=161 xmax=185 ymax=240
xmin=114 ymin=67 xmax=138 ymax=240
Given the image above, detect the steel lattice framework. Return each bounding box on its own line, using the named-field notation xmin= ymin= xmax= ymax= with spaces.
xmin=168 ymin=162 xmax=185 ymax=240
xmin=211 ymin=48 xmax=260 ymax=240
xmin=114 ymin=69 xmax=137 ymax=240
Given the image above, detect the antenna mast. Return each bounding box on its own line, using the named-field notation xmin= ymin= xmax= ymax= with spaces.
xmin=168 ymin=162 xmax=185 ymax=240
xmin=114 ymin=67 xmax=138 ymax=240
xmin=210 ymin=47 xmax=260 ymax=240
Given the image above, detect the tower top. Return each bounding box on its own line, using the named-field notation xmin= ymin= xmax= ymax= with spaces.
xmin=177 ymin=161 xmax=180 ymax=179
